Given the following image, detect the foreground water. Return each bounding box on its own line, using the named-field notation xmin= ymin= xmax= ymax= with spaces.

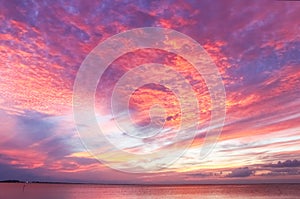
xmin=0 ymin=183 xmax=300 ymax=199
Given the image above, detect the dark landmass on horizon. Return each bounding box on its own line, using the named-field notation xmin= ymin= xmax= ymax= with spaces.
xmin=1 ymin=180 xmax=300 ymax=186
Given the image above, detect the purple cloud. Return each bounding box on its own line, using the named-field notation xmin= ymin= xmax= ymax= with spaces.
xmin=267 ymin=160 xmax=300 ymax=168
xmin=227 ymin=167 xmax=253 ymax=178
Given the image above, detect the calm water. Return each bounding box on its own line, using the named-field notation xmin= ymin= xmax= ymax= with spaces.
xmin=0 ymin=183 xmax=300 ymax=199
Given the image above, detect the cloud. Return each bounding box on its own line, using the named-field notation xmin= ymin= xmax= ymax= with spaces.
xmin=0 ymin=163 xmax=40 ymax=181
xmin=227 ymin=167 xmax=253 ymax=178
xmin=267 ymin=160 xmax=300 ymax=168
xmin=186 ymin=172 xmax=214 ymax=178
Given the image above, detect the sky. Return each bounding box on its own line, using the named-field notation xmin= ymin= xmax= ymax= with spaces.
xmin=0 ymin=0 xmax=300 ymax=184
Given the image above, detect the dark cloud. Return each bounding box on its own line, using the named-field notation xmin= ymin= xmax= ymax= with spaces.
xmin=260 ymin=168 xmax=300 ymax=177
xmin=187 ymin=172 xmax=213 ymax=178
xmin=266 ymin=160 xmax=300 ymax=168
xmin=227 ymin=167 xmax=253 ymax=178
xmin=0 ymin=163 xmax=42 ymax=181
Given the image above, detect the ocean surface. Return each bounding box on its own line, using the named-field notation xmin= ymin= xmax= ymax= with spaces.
xmin=0 ymin=183 xmax=300 ymax=199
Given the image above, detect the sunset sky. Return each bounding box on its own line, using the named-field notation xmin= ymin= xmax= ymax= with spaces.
xmin=1 ymin=0 xmax=300 ymax=184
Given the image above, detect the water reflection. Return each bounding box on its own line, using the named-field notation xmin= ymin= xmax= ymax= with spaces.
xmin=1 ymin=183 xmax=300 ymax=199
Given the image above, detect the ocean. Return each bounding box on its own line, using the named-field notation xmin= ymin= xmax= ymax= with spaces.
xmin=0 ymin=183 xmax=299 ymax=199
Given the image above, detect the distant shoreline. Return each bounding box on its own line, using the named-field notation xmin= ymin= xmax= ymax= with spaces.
xmin=1 ymin=180 xmax=300 ymax=186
